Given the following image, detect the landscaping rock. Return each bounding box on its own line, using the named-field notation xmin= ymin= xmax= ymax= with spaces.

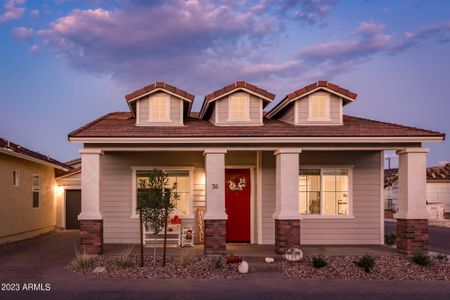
xmin=92 ymin=266 xmax=106 ymax=274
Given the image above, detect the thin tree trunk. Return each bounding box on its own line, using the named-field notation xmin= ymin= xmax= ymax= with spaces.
xmin=139 ymin=211 xmax=144 ymax=267
xmin=162 ymin=207 xmax=168 ymax=267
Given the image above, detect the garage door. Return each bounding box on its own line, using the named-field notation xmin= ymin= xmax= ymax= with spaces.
xmin=65 ymin=190 xmax=81 ymax=229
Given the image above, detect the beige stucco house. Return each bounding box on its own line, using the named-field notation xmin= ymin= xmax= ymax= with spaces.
xmin=68 ymin=81 xmax=445 ymax=255
xmin=0 ymin=138 xmax=70 ymax=244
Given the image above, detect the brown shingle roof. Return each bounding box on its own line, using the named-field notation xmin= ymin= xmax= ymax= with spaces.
xmin=385 ymin=163 xmax=450 ymax=187
xmin=125 ymin=82 xmax=194 ymax=102
xmin=69 ymin=112 xmax=444 ymax=139
xmin=0 ymin=138 xmax=70 ymax=170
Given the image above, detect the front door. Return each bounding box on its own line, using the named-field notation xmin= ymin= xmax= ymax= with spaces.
xmin=65 ymin=190 xmax=81 ymax=229
xmin=225 ymin=169 xmax=251 ymax=242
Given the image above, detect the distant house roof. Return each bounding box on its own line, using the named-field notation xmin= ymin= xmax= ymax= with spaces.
xmin=65 ymin=158 xmax=81 ymax=166
xmin=200 ymin=81 xmax=275 ymax=118
xmin=0 ymin=138 xmax=70 ymax=171
xmin=56 ymin=166 xmax=81 ymax=178
xmin=385 ymin=163 xmax=450 ymax=187
xmin=267 ymin=81 xmax=357 ymax=119
xmin=69 ymin=113 xmax=444 ymax=140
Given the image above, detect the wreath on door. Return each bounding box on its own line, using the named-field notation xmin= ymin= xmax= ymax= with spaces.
xmin=227 ymin=175 xmax=247 ymax=191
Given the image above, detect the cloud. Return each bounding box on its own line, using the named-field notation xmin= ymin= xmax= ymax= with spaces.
xmin=12 ymin=26 xmax=32 ymax=39
xmin=30 ymin=9 xmax=39 ymax=17
xmin=29 ymin=44 xmax=38 ymax=52
xmin=391 ymin=22 xmax=450 ymax=53
xmin=0 ymin=0 xmax=25 ymax=24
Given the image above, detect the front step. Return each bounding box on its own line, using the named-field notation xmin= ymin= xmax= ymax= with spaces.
xmin=242 ymin=256 xmax=280 ymax=273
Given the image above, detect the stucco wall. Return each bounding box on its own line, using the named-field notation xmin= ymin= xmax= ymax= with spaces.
xmin=136 ymin=92 xmax=183 ymax=126
xmin=0 ymin=153 xmax=56 ymax=243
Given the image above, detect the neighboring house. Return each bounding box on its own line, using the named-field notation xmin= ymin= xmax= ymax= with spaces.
xmin=385 ymin=164 xmax=450 ymax=219
xmin=55 ymin=159 xmax=81 ymax=230
xmin=68 ymin=81 xmax=445 ymax=255
xmin=0 ymin=138 xmax=70 ymax=244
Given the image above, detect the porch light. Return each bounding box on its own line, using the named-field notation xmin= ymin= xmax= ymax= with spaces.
xmin=54 ymin=185 xmax=64 ymax=196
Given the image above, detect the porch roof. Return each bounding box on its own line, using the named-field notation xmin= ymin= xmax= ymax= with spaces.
xmin=69 ymin=112 xmax=444 ymax=140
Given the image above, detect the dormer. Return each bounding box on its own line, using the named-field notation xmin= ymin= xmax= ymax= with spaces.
xmin=267 ymin=81 xmax=357 ymax=126
xmin=199 ymin=81 xmax=275 ymax=126
xmin=125 ymin=82 xmax=194 ymax=126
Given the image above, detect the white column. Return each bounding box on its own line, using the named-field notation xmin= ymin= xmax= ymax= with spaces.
xmin=203 ymin=149 xmax=227 ymax=220
xmin=78 ymin=148 xmax=103 ymax=220
xmin=273 ymin=148 xmax=302 ymax=220
xmin=394 ymin=148 xmax=429 ymax=220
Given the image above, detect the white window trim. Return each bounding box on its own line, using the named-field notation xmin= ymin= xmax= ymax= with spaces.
xmin=227 ymin=93 xmax=251 ymax=122
xmin=307 ymin=94 xmax=331 ymax=121
xmin=12 ymin=170 xmax=19 ymax=187
xmin=148 ymin=94 xmax=171 ymax=122
xmin=131 ymin=166 xmax=195 ymax=219
xmin=32 ymin=174 xmax=40 ymax=209
xmin=299 ymin=165 xmax=354 ymax=218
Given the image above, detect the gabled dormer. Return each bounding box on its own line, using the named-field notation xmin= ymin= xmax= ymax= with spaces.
xmin=199 ymin=81 xmax=275 ymax=126
xmin=267 ymin=81 xmax=357 ymax=126
xmin=125 ymin=82 xmax=194 ymax=126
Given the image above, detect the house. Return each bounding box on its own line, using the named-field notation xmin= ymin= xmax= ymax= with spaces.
xmin=385 ymin=163 xmax=450 ymax=219
xmin=0 ymin=138 xmax=70 ymax=244
xmin=68 ymin=81 xmax=445 ymax=255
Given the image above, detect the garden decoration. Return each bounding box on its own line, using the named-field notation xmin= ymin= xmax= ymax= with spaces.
xmin=238 ymin=261 xmax=249 ymax=274
xmin=284 ymin=247 xmax=303 ymax=261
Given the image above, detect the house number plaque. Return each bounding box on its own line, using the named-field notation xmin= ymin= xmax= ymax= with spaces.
xmin=211 ymin=184 xmax=219 ymax=189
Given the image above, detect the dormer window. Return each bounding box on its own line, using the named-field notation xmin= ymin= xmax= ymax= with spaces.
xmin=149 ymin=94 xmax=170 ymax=122
xmin=228 ymin=93 xmax=250 ymax=121
xmin=308 ymin=94 xmax=330 ymax=121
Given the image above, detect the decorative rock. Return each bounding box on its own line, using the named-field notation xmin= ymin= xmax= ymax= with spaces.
xmin=238 ymin=261 xmax=249 ymax=274
xmin=92 ymin=266 xmax=106 ymax=274
xmin=284 ymin=247 xmax=303 ymax=261
xmin=265 ymin=257 xmax=275 ymax=263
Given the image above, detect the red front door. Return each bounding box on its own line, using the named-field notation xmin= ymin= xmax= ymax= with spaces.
xmin=225 ymin=169 xmax=251 ymax=242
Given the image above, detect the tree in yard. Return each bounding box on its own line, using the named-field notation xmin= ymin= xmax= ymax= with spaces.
xmin=137 ymin=169 xmax=178 ymax=267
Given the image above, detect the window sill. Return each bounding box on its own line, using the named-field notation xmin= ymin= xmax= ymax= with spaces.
xmin=226 ymin=118 xmax=252 ymax=122
xmin=301 ymin=215 xmax=354 ymax=220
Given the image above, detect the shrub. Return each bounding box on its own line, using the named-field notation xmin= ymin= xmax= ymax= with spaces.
xmin=116 ymin=245 xmax=135 ymax=269
xmin=71 ymin=246 xmax=92 ymax=270
xmin=210 ymin=256 xmax=225 ymax=270
xmin=312 ymin=256 xmax=327 ymax=269
xmin=355 ymin=254 xmax=376 ymax=273
xmin=226 ymin=254 xmax=242 ymax=264
xmin=411 ymin=250 xmax=431 ymax=266
xmin=384 ymin=233 xmax=396 ymax=246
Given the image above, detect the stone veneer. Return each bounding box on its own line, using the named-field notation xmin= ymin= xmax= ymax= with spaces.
xmin=80 ymin=220 xmax=103 ymax=254
xmin=204 ymin=220 xmax=226 ymax=254
xmin=275 ymin=219 xmax=300 ymax=254
xmin=396 ymin=219 xmax=428 ymax=254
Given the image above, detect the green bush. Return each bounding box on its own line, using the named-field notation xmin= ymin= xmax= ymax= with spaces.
xmin=355 ymin=254 xmax=376 ymax=273
xmin=210 ymin=256 xmax=225 ymax=270
xmin=312 ymin=256 xmax=327 ymax=269
xmin=384 ymin=233 xmax=396 ymax=246
xmin=116 ymin=245 xmax=135 ymax=269
xmin=411 ymin=250 xmax=431 ymax=266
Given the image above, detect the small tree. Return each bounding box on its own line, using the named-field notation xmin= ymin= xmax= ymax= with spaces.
xmin=137 ymin=169 xmax=178 ymax=267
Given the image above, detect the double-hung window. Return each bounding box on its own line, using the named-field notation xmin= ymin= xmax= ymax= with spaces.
xmin=229 ymin=93 xmax=250 ymax=121
xmin=149 ymin=94 xmax=170 ymax=122
xmin=299 ymin=168 xmax=350 ymax=216
xmin=32 ymin=175 xmax=40 ymax=208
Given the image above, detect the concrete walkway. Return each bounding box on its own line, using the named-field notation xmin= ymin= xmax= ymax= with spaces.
xmin=0 ymin=231 xmax=449 ymax=300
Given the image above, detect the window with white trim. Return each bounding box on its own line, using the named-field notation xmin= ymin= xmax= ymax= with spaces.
xmin=32 ymin=175 xmax=40 ymax=208
xmin=12 ymin=170 xmax=19 ymax=186
xmin=229 ymin=93 xmax=250 ymax=121
xmin=149 ymin=95 xmax=170 ymax=121
xmin=136 ymin=170 xmax=191 ymax=216
xmin=309 ymin=94 xmax=329 ymax=120
xmin=299 ymin=168 xmax=349 ymax=215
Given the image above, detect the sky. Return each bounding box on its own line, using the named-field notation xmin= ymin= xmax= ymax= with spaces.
xmin=0 ymin=0 xmax=449 ymax=167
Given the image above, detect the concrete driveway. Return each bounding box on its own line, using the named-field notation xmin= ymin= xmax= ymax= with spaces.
xmin=0 ymin=231 xmax=449 ymax=300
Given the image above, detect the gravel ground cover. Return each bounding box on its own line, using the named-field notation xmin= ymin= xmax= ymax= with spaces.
xmin=280 ymin=255 xmax=450 ymax=281
xmin=68 ymin=255 xmax=243 ymax=279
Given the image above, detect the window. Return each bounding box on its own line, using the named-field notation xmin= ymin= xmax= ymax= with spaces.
xmin=12 ymin=170 xmax=19 ymax=186
xmin=32 ymin=175 xmax=40 ymax=208
xmin=149 ymin=95 xmax=170 ymax=121
xmin=299 ymin=168 xmax=350 ymax=216
xmin=309 ymin=94 xmax=329 ymax=120
xmin=229 ymin=93 xmax=250 ymax=121
xmin=135 ymin=169 xmax=191 ymax=216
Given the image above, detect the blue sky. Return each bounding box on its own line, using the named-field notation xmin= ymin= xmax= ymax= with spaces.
xmin=0 ymin=0 xmax=449 ymax=167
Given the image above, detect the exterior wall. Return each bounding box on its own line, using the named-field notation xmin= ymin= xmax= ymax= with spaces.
xmin=136 ymin=92 xmax=184 ymax=126
xmin=213 ymin=92 xmax=263 ymax=125
xmin=296 ymin=91 xmax=342 ymax=125
xmin=427 ymin=182 xmax=450 ymax=212
xmin=0 ymin=153 xmax=56 ymax=244
xmin=261 ymin=150 xmax=382 ymax=245
xmin=278 ymin=102 xmax=295 ymax=124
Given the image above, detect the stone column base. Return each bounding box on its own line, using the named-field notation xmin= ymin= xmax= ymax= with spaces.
xmin=275 ymin=219 xmax=300 ymax=254
xmin=80 ymin=219 xmax=103 ymax=254
xmin=396 ymin=219 xmax=428 ymax=254
xmin=204 ymin=220 xmax=226 ymax=254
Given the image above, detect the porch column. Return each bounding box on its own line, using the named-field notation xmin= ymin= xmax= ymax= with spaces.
xmin=394 ymin=148 xmax=429 ymax=254
xmin=79 ymin=148 xmax=103 ymax=254
xmin=203 ymin=149 xmax=227 ymax=254
xmin=273 ymin=148 xmax=302 ymax=254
